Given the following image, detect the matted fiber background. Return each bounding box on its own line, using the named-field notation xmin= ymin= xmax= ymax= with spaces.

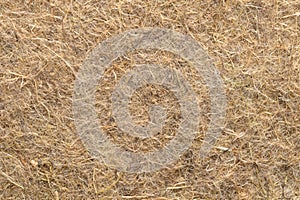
xmin=0 ymin=0 xmax=299 ymax=199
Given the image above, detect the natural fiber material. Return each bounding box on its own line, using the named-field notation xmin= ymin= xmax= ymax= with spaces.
xmin=1 ymin=0 xmax=299 ymax=199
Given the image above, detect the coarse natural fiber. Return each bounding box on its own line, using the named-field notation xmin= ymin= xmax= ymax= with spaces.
xmin=0 ymin=0 xmax=299 ymax=199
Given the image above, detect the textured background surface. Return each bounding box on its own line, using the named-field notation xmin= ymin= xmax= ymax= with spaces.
xmin=1 ymin=0 xmax=299 ymax=199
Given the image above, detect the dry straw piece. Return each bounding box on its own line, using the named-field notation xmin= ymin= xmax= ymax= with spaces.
xmin=0 ymin=0 xmax=299 ymax=199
